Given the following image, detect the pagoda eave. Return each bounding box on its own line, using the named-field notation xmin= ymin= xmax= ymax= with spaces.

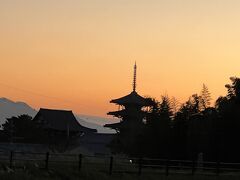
xmin=107 ymin=111 xmax=123 ymax=118
xmin=109 ymin=91 xmax=148 ymax=107
xmin=104 ymin=122 xmax=123 ymax=129
xmin=107 ymin=109 xmax=147 ymax=118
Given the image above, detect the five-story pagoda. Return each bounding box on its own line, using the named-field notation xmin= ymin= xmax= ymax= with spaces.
xmin=105 ymin=63 xmax=150 ymax=153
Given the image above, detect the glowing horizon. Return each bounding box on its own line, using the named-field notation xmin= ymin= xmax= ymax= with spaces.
xmin=0 ymin=1 xmax=240 ymax=117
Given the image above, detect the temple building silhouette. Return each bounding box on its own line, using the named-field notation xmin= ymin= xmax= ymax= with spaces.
xmin=33 ymin=108 xmax=97 ymax=137
xmin=105 ymin=63 xmax=151 ymax=152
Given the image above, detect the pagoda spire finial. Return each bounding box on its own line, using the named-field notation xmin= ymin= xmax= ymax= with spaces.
xmin=133 ymin=62 xmax=137 ymax=92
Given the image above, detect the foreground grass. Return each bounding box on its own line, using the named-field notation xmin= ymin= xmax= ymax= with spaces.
xmin=1 ymin=167 xmax=240 ymax=180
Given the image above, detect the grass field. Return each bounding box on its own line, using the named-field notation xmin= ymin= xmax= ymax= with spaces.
xmin=1 ymin=165 xmax=240 ymax=180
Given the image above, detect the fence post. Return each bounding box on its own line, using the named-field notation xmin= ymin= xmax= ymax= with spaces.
xmin=192 ymin=159 xmax=195 ymax=175
xmin=216 ymin=161 xmax=220 ymax=176
xmin=109 ymin=156 xmax=113 ymax=175
xmin=9 ymin=151 xmax=14 ymax=169
xmin=78 ymin=154 xmax=82 ymax=171
xmin=165 ymin=159 xmax=169 ymax=176
xmin=138 ymin=158 xmax=143 ymax=176
xmin=45 ymin=152 xmax=49 ymax=170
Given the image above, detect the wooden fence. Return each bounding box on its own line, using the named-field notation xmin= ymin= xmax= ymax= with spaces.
xmin=1 ymin=150 xmax=240 ymax=176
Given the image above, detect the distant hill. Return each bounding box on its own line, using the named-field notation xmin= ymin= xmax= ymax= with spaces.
xmin=77 ymin=114 xmax=119 ymax=126
xmin=0 ymin=98 xmax=37 ymax=125
xmin=76 ymin=114 xmax=118 ymax=133
xmin=76 ymin=116 xmax=116 ymax=134
xmin=0 ymin=97 xmax=117 ymax=133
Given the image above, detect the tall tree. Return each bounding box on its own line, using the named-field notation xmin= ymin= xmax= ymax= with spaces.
xmin=170 ymin=97 xmax=180 ymax=117
xmin=200 ymin=84 xmax=212 ymax=110
xmin=142 ymin=96 xmax=172 ymax=158
xmin=214 ymin=77 xmax=240 ymax=162
xmin=225 ymin=77 xmax=240 ymax=101
xmin=172 ymin=94 xmax=201 ymax=160
xmin=159 ymin=96 xmax=173 ymax=119
xmin=180 ymin=94 xmax=202 ymax=116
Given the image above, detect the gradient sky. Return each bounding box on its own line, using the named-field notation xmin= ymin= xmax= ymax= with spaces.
xmin=1 ymin=0 xmax=240 ymax=117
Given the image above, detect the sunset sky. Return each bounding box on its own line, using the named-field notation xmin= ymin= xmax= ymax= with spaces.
xmin=1 ymin=0 xmax=240 ymax=117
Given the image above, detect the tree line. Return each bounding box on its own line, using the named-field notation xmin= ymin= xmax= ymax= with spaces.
xmin=110 ymin=77 xmax=240 ymax=163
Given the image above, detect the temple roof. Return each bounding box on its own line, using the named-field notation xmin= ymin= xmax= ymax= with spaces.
xmin=110 ymin=91 xmax=147 ymax=106
xmin=33 ymin=108 xmax=97 ymax=133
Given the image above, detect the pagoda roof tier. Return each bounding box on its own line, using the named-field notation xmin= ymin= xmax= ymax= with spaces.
xmin=104 ymin=122 xmax=123 ymax=129
xmin=107 ymin=109 xmax=146 ymax=118
xmin=104 ymin=120 xmax=143 ymax=130
xmin=110 ymin=91 xmax=148 ymax=106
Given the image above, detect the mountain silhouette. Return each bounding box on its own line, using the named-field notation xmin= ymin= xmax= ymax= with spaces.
xmin=0 ymin=98 xmax=36 ymax=125
xmin=0 ymin=97 xmax=117 ymax=133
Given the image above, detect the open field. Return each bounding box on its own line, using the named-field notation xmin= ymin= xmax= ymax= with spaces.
xmin=1 ymin=169 xmax=240 ymax=180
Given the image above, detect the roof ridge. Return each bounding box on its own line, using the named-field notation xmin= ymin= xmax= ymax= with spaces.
xmin=39 ymin=108 xmax=72 ymax=112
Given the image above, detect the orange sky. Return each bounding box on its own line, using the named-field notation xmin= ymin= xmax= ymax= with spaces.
xmin=0 ymin=0 xmax=240 ymax=117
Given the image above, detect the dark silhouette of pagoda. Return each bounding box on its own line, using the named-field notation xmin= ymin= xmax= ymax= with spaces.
xmin=105 ymin=63 xmax=150 ymax=154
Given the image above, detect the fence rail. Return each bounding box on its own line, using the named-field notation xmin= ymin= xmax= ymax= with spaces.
xmin=0 ymin=150 xmax=240 ymax=176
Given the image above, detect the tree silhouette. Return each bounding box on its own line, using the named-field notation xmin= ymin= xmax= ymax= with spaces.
xmin=172 ymin=95 xmax=200 ymax=160
xmin=214 ymin=77 xmax=240 ymax=162
xmin=200 ymin=84 xmax=212 ymax=110
xmin=225 ymin=77 xmax=240 ymax=101
xmin=142 ymin=96 xmax=172 ymax=158
xmin=1 ymin=114 xmax=47 ymax=143
xmin=2 ymin=115 xmax=32 ymax=142
xmin=170 ymin=97 xmax=180 ymax=117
